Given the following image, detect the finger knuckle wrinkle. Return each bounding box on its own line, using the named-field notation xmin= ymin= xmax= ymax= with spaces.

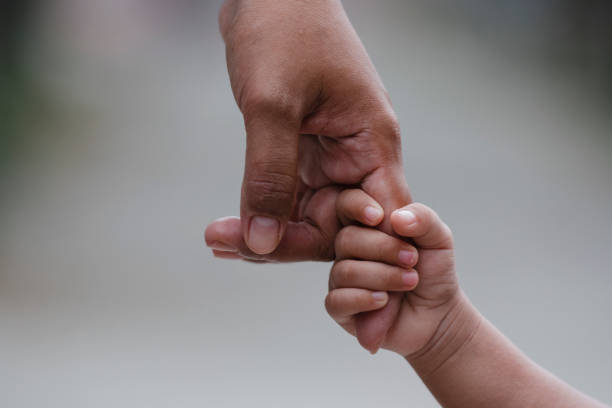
xmin=245 ymin=174 xmax=296 ymax=214
xmin=383 ymin=269 xmax=396 ymax=286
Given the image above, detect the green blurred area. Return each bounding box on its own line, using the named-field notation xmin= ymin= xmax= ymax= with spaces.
xmin=1 ymin=0 xmax=32 ymax=167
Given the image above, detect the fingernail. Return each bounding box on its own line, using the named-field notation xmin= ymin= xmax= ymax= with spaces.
xmin=372 ymin=291 xmax=387 ymax=303
xmin=396 ymin=210 xmax=416 ymax=225
xmin=364 ymin=206 xmax=383 ymax=224
xmin=398 ymin=250 xmax=415 ymax=266
xmin=208 ymin=241 xmax=237 ymax=252
xmin=212 ymin=250 xmax=242 ymax=260
xmin=402 ymin=271 xmax=418 ymax=287
xmin=247 ymin=216 xmax=280 ymax=255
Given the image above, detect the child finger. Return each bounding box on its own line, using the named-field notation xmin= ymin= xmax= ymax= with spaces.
xmin=390 ymin=203 xmax=454 ymax=249
xmin=335 ymin=225 xmax=419 ymax=268
xmin=325 ymin=288 xmax=389 ymax=319
xmin=331 ymin=260 xmax=419 ymax=291
xmin=336 ymin=189 xmax=384 ymax=227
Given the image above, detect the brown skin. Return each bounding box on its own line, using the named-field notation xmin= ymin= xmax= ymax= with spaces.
xmin=328 ymin=190 xmax=607 ymax=408
xmin=206 ymin=0 xmax=411 ymax=352
xmin=207 ymin=3 xmax=608 ymax=404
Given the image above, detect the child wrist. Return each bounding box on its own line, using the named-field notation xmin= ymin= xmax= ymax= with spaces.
xmin=405 ymin=290 xmax=482 ymax=379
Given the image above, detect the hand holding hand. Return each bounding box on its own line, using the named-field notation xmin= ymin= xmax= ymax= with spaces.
xmin=326 ymin=189 xmax=460 ymax=355
xmin=208 ymin=0 xmax=412 ymax=350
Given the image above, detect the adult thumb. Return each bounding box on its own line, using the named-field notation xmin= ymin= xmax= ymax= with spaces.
xmin=240 ymin=105 xmax=300 ymax=255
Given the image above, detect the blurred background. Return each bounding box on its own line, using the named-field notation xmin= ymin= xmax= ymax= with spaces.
xmin=1 ymin=0 xmax=611 ymax=406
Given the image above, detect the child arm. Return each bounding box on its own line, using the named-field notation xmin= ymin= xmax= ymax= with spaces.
xmin=329 ymin=190 xmax=608 ymax=407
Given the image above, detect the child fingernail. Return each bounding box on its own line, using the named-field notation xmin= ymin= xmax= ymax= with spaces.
xmin=402 ymin=271 xmax=418 ymax=287
xmin=372 ymin=291 xmax=387 ymax=303
xmin=364 ymin=206 xmax=382 ymax=224
xmin=398 ymin=250 xmax=415 ymax=266
xmin=396 ymin=210 xmax=416 ymax=225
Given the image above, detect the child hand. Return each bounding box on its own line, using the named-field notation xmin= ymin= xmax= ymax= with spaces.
xmin=326 ymin=190 xmax=604 ymax=407
xmin=325 ymin=189 xmax=460 ymax=356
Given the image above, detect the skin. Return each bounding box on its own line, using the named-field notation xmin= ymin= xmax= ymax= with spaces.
xmin=206 ymin=0 xmax=411 ymax=352
xmin=328 ymin=189 xmax=459 ymax=356
xmin=205 ymin=2 xmax=608 ymax=403
xmin=328 ymin=190 xmax=607 ymax=408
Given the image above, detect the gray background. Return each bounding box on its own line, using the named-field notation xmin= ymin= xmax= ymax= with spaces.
xmin=1 ymin=0 xmax=611 ymax=406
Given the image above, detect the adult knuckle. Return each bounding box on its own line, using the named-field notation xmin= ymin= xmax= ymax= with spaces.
xmin=244 ymin=169 xmax=296 ymax=215
xmin=242 ymin=85 xmax=301 ymax=123
xmin=375 ymin=110 xmax=401 ymax=144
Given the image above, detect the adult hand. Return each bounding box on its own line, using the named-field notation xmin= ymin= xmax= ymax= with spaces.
xmin=206 ymin=0 xmax=412 ymax=352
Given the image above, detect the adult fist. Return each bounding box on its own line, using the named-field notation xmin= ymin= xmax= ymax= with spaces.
xmin=207 ymin=0 xmax=412 ymax=351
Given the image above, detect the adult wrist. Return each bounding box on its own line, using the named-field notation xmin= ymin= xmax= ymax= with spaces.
xmin=406 ymin=290 xmax=483 ymax=379
xmin=219 ymin=0 xmax=343 ymax=41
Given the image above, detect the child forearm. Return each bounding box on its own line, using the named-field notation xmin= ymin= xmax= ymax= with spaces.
xmin=407 ymin=291 xmax=607 ymax=408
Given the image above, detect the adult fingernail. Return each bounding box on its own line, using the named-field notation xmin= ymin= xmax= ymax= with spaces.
xmin=396 ymin=210 xmax=416 ymax=225
xmin=247 ymin=216 xmax=280 ymax=255
xmin=398 ymin=250 xmax=415 ymax=266
xmin=208 ymin=241 xmax=237 ymax=252
xmin=364 ymin=206 xmax=383 ymax=224
xmin=212 ymin=250 xmax=242 ymax=260
xmin=372 ymin=291 xmax=388 ymax=303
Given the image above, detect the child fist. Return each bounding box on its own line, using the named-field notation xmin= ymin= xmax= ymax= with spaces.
xmin=326 ymin=189 xmax=460 ymax=356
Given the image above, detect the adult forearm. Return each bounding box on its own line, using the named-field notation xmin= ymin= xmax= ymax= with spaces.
xmin=407 ymin=292 xmax=606 ymax=408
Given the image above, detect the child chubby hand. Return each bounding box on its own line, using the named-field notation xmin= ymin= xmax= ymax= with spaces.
xmin=325 ymin=189 xmax=606 ymax=408
xmin=326 ymin=189 xmax=459 ymax=357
